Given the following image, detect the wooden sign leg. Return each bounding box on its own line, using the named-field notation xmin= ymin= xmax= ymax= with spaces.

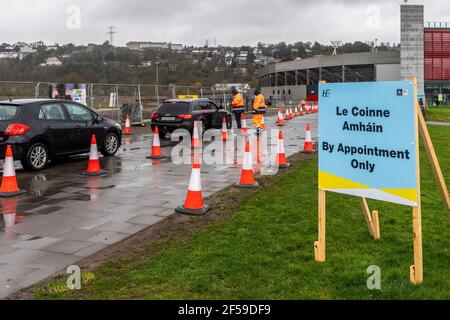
xmin=409 ymin=76 xmax=424 ymax=284
xmin=359 ymin=198 xmax=380 ymax=239
xmin=410 ymin=207 xmax=424 ymax=285
xmin=372 ymin=211 xmax=380 ymax=240
xmin=315 ymin=189 xmax=326 ymax=262
xmin=417 ymin=109 xmax=450 ymax=219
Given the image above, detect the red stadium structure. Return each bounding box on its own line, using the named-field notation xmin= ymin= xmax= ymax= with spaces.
xmin=425 ymin=22 xmax=450 ymax=105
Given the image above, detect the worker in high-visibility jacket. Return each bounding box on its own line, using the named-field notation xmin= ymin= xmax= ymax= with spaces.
xmin=231 ymin=87 xmax=245 ymax=129
xmin=252 ymin=88 xmax=267 ymax=136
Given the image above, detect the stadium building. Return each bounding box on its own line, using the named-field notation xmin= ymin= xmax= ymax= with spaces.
xmin=258 ymin=4 xmax=450 ymax=106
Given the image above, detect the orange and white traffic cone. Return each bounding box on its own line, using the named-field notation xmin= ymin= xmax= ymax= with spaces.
xmin=285 ymin=108 xmax=290 ymax=121
xmin=81 ymin=135 xmax=107 ymax=176
xmin=147 ymin=126 xmax=166 ymax=160
xmin=299 ymin=106 xmax=304 ymax=116
xmin=241 ymin=114 xmax=248 ymax=136
xmin=235 ymin=138 xmax=259 ymax=189
xmin=277 ymin=109 xmax=284 ymax=126
xmin=192 ymin=121 xmax=202 ymax=149
xmin=289 ymin=108 xmax=294 ymax=119
xmin=303 ymin=124 xmax=314 ymax=153
xmin=274 ymin=130 xmax=290 ymax=169
xmin=221 ymin=117 xmax=228 ymax=141
xmin=176 ymin=153 xmax=210 ymax=216
xmin=294 ymin=107 xmax=299 ymax=117
xmin=0 ymin=145 xmax=26 ymax=197
xmin=124 ymin=115 xmax=132 ymax=135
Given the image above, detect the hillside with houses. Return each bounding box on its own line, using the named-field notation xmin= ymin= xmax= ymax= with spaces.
xmin=0 ymin=40 xmax=397 ymax=86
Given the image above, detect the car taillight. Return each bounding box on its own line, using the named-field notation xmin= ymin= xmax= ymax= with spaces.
xmin=152 ymin=114 xmax=160 ymax=119
xmin=5 ymin=123 xmax=30 ymax=136
xmin=177 ymin=114 xmax=193 ymax=120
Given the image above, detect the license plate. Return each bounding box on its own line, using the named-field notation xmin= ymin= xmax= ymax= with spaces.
xmin=161 ymin=117 xmax=176 ymax=122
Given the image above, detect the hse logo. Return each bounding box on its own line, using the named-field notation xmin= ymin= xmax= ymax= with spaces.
xmin=397 ymin=89 xmax=409 ymax=97
xmin=322 ymin=89 xmax=331 ymax=98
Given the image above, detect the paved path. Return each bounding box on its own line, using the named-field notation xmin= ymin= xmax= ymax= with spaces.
xmin=427 ymin=121 xmax=450 ymax=127
xmin=0 ymin=113 xmax=318 ymax=299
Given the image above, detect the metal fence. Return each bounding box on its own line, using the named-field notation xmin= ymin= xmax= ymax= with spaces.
xmin=0 ymin=81 xmax=280 ymax=124
xmin=0 ymin=81 xmax=37 ymax=101
xmin=0 ymin=80 xmax=316 ymax=115
xmin=0 ymin=80 xmax=212 ymax=125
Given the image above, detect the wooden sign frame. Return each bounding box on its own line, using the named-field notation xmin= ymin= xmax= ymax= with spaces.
xmin=314 ymin=77 xmax=450 ymax=285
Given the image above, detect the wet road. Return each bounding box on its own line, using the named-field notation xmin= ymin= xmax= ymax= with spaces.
xmin=0 ymin=113 xmax=318 ymax=299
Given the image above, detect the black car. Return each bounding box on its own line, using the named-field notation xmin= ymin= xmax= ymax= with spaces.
xmin=0 ymin=99 xmax=122 ymax=171
xmin=151 ymin=99 xmax=233 ymax=138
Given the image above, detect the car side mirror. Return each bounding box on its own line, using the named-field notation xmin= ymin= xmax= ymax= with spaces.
xmin=94 ymin=114 xmax=104 ymax=123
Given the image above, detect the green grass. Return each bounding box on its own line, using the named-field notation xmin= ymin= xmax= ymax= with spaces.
xmin=36 ymin=126 xmax=450 ymax=300
xmin=427 ymin=106 xmax=450 ymax=122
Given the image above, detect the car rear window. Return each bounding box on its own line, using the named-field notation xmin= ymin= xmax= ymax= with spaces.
xmin=0 ymin=104 xmax=21 ymax=121
xmin=156 ymin=103 xmax=190 ymax=115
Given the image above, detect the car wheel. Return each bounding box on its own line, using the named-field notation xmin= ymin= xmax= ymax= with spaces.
xmin=101 ymin=132 xmax=120 ymax=157
xmin=21 ymin=143 xmax=49 ymax=172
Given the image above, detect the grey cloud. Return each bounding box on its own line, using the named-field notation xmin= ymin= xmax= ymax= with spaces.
xmin=0 ymin=0 xmax=449 ymax=46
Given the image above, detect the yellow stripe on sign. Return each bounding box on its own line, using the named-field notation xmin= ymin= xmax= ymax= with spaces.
xmin=319 ymin=171 xmax=370 ymax=190
xmin=380 ymin=189 xmax=417 ymax=203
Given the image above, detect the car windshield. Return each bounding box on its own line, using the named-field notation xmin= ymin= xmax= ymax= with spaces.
xmin=0 ymin=104 xmax=21 ymax=121
xmin=156 ymin=103 xmax=190 ymax=115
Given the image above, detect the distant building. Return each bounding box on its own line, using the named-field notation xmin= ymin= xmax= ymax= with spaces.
xmin=19 ymin=44 xmax=36 ymax=54
xmin=41 ymin=57 xmax=63 ymax=67
xmin=237 ymin=51 xmax=248 ymax=65
xmin=169 ymin=43 xmax=184 ymax=51
xmin=253 ymin=48 xmax=262 ymax=55
xmin=225 ymin=51 xmax=234 ymax=67
xmin=127 ymin=41 xmax=180 ymax=51
xmin=31 ymin=41 xmax=45 ymax=49
xmin=213 ymin=83 xmax=251 ymax=93
xmin=254 ymin=56 xmax=268 ymax=66
xmin=0 ymin=52 xmax=20 ymax=60
xmin=46 ymin=44 xmax=59 ymax=52
xmin=141 ymin=61 xmax=153 ymax=67
xmin=233 ymin=67 xmax=248 ymax=76
xmin=254 ymin=48 xmax=268 ymax=66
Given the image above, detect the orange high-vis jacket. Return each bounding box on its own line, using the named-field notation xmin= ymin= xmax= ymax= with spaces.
xmin=253 ymin=94 xmax=266 ymax=111
xmin=232 ymin=93 xmax=245 ymax=108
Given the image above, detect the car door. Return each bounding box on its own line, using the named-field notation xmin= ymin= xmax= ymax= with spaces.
xmin=37 ymin=102 xmax=72 ymax=155
xmin=197 ymin=100 xmax=215 ymax=128
xmin=209 ymin=102 xmax=225 ymax=129
xmin=63 ymin=102 xmax=101 ymax=152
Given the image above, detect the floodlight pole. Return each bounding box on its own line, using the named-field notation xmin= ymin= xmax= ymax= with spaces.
xmin=155 ymin=61 xmax=160 ymax=105
xmin=331 ymin=40 xmax=342 ymax=56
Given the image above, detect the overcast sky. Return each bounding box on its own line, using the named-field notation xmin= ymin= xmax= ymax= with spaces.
xmin=0 ymin=0 xmax=449 ymax=47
